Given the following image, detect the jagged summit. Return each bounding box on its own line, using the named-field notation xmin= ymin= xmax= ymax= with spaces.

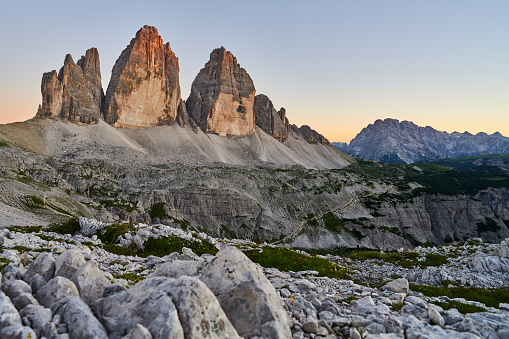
xmin=186 ymin=47 xmax=256 ymax=136
xmin=36 ymin=47 xmax=103 ymax=124
xmin=253 ymin=94 xmax=289 ymax=142
xmin=338 ymin=118 xmax=509 ymax=163
xmin=103 ymin=25 xmax=184 ymax=128
xmin=32 ymin=25 xmax=333 ymax=151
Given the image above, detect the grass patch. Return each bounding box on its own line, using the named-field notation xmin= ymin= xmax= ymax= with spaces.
xmin=0 ymin=257 xmax=9 ymax=271
xmin=391 ymin=302 xmax=405 ymax=312
xmin=432 ymin=300 xmax=486 ymax=314
xmin=103 ymin=244 xmax=134 ymax=256
xmin=113 ymin=273 xmax=144 ymax=283
xmin=7 ymin=226 xmax=43 ymax=233
xmin=0 ymin=141 xmax=10 ymax=148
xmin=100 ymin=232 xmax=218 ymax=258
xmin=140 ymin=236 xmax=218 ymax=258
xmin=46 ymin=218 xmax=81 ymax=235
xmin=243 ymin=246 xmax=349 ymax=279
xmin=345 ymin=250 xmax=447 ymax=268
xmin=97 ymin=223 xmax=137 ymax=244
xmin=410 ymin=283 xmax=509 ymax=308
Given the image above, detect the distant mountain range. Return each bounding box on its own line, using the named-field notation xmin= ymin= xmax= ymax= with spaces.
xmin=335 ymin=118 xmax=509 ymax=163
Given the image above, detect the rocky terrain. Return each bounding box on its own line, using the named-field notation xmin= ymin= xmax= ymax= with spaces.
xmin=1 ymin=122 xmax=509 ymax=250
xmin=36 ymin=48 xmax=103 ymax=124
xmin=1 ymin=218 xmax=509 ymax=338
xmin=337 ymin=119 xmax=509 ymax=163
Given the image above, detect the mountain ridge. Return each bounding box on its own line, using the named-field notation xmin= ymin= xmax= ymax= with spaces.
xmin=336 ymin=118 xmax=509 ymax=163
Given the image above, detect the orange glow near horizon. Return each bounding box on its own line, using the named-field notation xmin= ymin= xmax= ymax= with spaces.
xmin=1 ymin=92 xmax=508 ymax=144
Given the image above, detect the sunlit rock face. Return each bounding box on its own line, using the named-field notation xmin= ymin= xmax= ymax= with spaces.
xmin=37 ymin=48 xmax=103 ymax=124
xmin=103 ymin=25 xmax=183 ymax=128
xmin=253 ymin=94 xmax=290 ymax=142
xmin=186 ymin=47 xmax=255 ymax=136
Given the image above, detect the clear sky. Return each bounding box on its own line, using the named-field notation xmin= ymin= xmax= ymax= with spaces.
xmin=0 ymin=1 xmax=507 ymax=142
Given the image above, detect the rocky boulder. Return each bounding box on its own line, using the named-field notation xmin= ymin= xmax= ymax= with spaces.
xmin=103 ymin=25 xmax=185 ymax=128
xmin=93 ymin=276 xmax=240 ymax=339
xmin=51 ymin=296 xmax=108 ymax=339
xmin=70 ymin=260 xmax=109 ymax=306
xmin=186 ymin=47 xmax=256 ymax=136
xmin=253 ymin=94 xmax=290 ymax=142
xmin=199 ymin=247 xmax=292 ymax=339
xmin=36 ymin=48 xmax=103 ymax=123
xmin=23 ymin=252 xmax=55 ymax=282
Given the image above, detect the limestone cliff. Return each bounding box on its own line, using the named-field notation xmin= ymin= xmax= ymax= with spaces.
xmin=253 ymin=94 xmax=290 ymax=142
xmin=186 ymin=47 xmax=255 ymax=136
xmin=103 ymin=25 xmax=184 ymax=128
xmin=36 ymin=48 xmax=103 ymax=123
xmin=291 ymin=124 xmax=330 ymax=145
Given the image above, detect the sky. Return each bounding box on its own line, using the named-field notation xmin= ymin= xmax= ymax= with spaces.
xmin=0 ymin=1 xmax=507 ymax=143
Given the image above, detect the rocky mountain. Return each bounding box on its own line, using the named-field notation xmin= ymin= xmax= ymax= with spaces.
xmin=338 ymin=118 xmax=509 ymax=163
xmin=36 ymin=48 xmax=103 ymax=124
xmin=253 ymin=94 xmax=290 ymax=142
xmin=186 ymin=47 xmax=256 ymax=136
xmin=4 ymin=25 xmax=507 ymax=251
xmin=33 ymin=25 xmax=330 ymax=147
xmin=102 ymin=26 xmax=184 ymax=128
xmin=1 ymin=120 xmax=509 ymax=250
xmin=291 ymin=125 xmax=330 ymax=145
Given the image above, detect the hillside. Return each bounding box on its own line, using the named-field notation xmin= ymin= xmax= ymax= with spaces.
xmin=1 ymin=121 xmax=508 ymax=250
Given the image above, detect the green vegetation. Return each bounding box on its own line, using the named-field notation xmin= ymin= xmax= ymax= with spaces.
xmin=391 ymin=301 xmax=405 ymax=312
xmin=7 ymin=225 xmax=43 ymax=233
xmin=344 ymin=158 xmax=509 ymax=201
xmin=379 ymin=226 xmax=402 ymax=236
xmin=0 ymin=257 xmax=9 ymax=271
xmin=432 ymin=300 xmax=486 ymax=314
xmin=150 ymin=203 xmax=169 ymax=219
xmin=46 ymin=218 xmax=81 ymax=235
xmin=113 ymin=273 xmax=144 ymax=283
xmin=322 ymin=212 xmax=343 ymax=232
xmin=243 ymin=246 xmax=349 ymax=279
xmin=0 ymin=141 xmax=10 ymax=147
xmin=425 ymin=154 xmax=509 ymax=174
xmin=141 ymin=236 xmax=218 ymax=257
xmin=97 ymin=223 xmax=137 ymax=244
xmin=344 ymin=250 xmax=447 ymax=268
xmin=319 ymin=212 xmax=364 ymax=240
xmin=410 ymin=283 xmax=509 ymax=308
xmin=20 ymin=195 xmax=75 ymax=217
xmin=96 ymin=222 xmax=218 ymax=258
xmin=476 ymin=218 xmax=501 ymax=233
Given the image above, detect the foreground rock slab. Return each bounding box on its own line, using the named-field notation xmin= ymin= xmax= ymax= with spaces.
xmin=94 ymin=276 xmax=240 ymax=339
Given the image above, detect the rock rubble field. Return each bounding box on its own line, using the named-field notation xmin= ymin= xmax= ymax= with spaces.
xmin=1 ymin=218 xmax=509 ymax=338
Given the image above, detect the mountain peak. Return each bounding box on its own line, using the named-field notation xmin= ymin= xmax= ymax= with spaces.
xmin=342 ymin=119 xmax=509 ymax=163
xmin=103 ymin=25 xmax=183 ymax=128
xmin=36 ymin=48 xmax=103 ymax=124
xmin=186 ymin=47 xmax=255 ymax=136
